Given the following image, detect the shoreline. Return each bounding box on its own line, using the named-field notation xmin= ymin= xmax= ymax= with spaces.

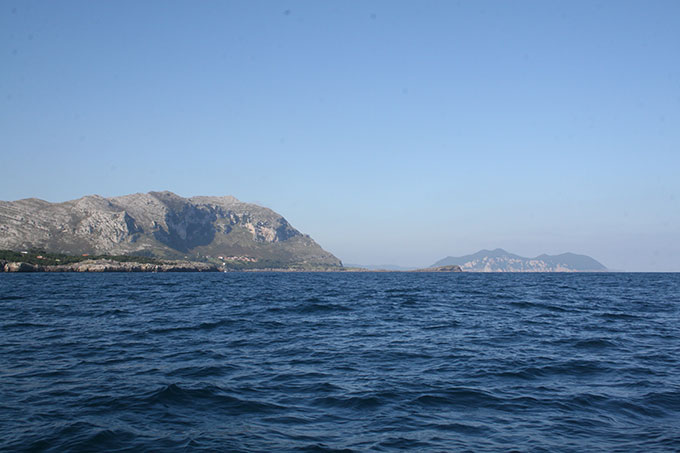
xmin=1 ymin=259 xmax=463 ymax=273
xmin=1 ymin=259 xmax=219 ymax=273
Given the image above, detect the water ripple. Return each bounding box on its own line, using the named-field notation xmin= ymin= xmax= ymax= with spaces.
xmin=1 ymin=272 xmax=679 ymax=452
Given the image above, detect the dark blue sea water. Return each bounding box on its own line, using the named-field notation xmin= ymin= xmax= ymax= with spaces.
xmin=1 ymin=273 xmax=679 ymax=452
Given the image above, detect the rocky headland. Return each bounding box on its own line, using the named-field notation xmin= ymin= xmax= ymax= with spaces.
xmin=0 ymin=191 xmax=341 ymax=270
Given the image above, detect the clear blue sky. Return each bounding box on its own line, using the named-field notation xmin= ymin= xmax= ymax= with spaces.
xmin=1 ymin=1 xmax=679 ymax=271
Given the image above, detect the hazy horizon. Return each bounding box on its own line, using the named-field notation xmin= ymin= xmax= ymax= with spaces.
xmin=2 ymin=1 xmax=679 ymax=271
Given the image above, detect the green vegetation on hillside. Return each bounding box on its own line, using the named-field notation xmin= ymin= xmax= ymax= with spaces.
xmin=0 ymin=191 xmax=343 ymax=268
xmin=0 ymin=250 xmax=164 ymax=266
xmin=0 ymin=249 xmax=343 ymax=271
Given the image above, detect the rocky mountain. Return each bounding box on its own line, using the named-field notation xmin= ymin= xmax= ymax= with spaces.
xmin=0 ymin=191 xmax=341 ymax=268
xmin=432 ymin=248 xmax=607 ymax=272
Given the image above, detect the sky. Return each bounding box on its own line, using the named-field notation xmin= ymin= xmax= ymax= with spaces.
xmin=1 ymin=1 xmax=679 ymax=271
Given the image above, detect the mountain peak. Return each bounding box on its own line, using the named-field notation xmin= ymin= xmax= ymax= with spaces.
xmin=0 ymin=191 xmax=341 ymax=269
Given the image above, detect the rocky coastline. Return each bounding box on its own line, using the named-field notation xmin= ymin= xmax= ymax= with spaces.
xmin=0 ymin=191 xmax=342 ymax=268
xmin=1 ymin=259 xmax=219 ymax=273
xmin=0 ymin=259 xmax=464 ymax=273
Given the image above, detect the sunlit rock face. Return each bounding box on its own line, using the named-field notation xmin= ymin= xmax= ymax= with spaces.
xmin=0 ymin=191 xmax=341 ymax=267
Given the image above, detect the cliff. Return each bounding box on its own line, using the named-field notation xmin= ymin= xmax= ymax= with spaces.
xmin=0 ymin=191 xmax=341 ymax=269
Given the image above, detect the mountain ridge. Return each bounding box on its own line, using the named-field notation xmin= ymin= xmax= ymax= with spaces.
xmin=433 ymin=249 xmax=607 ymax=272
xmin=0 ymin=191 xmax=341 ymax=269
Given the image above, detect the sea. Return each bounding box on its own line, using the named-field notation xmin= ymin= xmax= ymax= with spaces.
xmin=1 ymin=272 xmax=679 ymax=452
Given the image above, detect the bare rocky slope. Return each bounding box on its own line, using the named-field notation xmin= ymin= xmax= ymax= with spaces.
xmin=0 ymin=191 xmax=341 ymax=268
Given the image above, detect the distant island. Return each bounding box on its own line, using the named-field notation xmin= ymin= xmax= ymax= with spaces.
xmin=432 ymin=248 xmax=607 ymax=272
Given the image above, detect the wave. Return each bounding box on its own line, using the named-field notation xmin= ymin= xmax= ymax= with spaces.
xmin=311 ymin=394 xmax=385 ymax=410
xmin=149 ymin=318 xmax=237 ymax=334
xmin=142 ymin=383 xmax=285 ymax=413
xmin=2 ymin=272 xmax=678 ymax=452
xmin=411 ymin=388 xmax=501 ymax=407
